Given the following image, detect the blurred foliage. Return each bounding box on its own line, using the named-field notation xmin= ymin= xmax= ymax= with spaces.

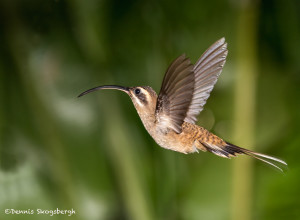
xmin=0 ymin=0 xmax=300 ymax=220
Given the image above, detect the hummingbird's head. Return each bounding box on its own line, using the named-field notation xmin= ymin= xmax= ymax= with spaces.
xmin=78 ymin=85 xmax=158 ymax=116
xmin=127 ymin=86 xmax=157 ymax=113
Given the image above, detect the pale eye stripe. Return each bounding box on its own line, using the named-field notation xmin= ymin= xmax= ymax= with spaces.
xmin=143 ymin=88 xmax=151 ymax=102
xmin=134 ymin=87 xmax=150 ymax=106
xmin=134 ymin=96 xmax=143 ymax=106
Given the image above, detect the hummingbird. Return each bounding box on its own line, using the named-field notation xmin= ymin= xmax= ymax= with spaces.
xmin=78 ymin=38 xmax=287 ymax=171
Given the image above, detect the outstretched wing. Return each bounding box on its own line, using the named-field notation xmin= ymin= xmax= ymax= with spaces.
xmin=184 ymin=38 xmax=228 ymax=124
xmin=155 ymin=54 xmax=194 ymax=133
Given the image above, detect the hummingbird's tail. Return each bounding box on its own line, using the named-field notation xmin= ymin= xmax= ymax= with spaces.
xmin=202 ymin=141 xmax=287 ymax=172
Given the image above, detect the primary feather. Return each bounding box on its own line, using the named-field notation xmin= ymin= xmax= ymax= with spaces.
xmin=185 ymin=38 xmax=228 ymax=124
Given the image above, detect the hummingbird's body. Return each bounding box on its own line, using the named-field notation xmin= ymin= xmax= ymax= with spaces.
xmin=129 ymin=86 xmax=224 ymax=154
xmin=151 ymin=122 xmax=223 ymax=155
xmin=79 ymin=38 xmax=287 ymax=171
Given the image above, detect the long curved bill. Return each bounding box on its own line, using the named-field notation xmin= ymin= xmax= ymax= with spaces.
xmin=78 ymin=85 xmax=129 ymax=98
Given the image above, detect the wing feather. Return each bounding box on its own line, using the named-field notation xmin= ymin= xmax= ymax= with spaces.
xmin=155 ymin=38 xmax=228 ymax=132
xmin=155 ymin=54 xmax=194 ymax=133
xmin=184 ymin=38 xmax=228 ymax=124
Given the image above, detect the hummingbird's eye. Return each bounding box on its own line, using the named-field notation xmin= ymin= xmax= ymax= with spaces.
xmin=134 ymin=88 xmax=141 ymax=95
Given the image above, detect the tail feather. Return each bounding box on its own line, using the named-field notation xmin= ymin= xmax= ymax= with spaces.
xmin=202 ymin=142 xmax=287 ymax=172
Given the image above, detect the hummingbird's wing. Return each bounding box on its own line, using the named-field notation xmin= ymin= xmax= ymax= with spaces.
xmin=155 ymin=54 xmax=195 ymax=133
xmin=184 ymin=38 xmax=228 ymax=124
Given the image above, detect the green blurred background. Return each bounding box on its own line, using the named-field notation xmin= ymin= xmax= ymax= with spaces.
xmin=0 ymin=0 xmax=299 ymax=219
